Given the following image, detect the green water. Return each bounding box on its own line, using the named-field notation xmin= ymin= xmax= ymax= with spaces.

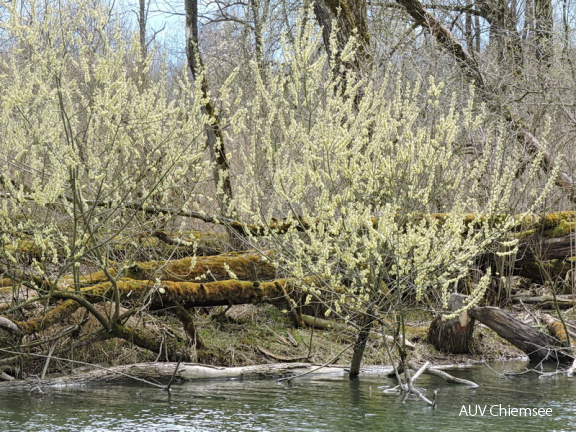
xmin=1 ymin=362 xmax=575 ymax=431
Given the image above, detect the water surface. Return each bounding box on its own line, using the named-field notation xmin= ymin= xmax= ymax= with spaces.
xmin=1 ymin=361 xmax=574 ymax=431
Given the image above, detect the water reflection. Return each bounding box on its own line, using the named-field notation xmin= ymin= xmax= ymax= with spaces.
xmin=1 ymin=361 xmax=575 ymax=432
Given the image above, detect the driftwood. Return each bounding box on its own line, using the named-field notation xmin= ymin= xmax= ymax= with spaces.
xmin=384 ymin=361 xmax=437 ymax=407
xmin=408 ymin=362 xmax=478 ymax=387
xmin=0 ymin=362 xmax=356 ymax=389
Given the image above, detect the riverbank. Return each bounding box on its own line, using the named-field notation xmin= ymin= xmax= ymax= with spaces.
xmin=185 ymin=304 xmax=528 ymax=368
xmin=2 ymin=302 xmax=539 ymax=385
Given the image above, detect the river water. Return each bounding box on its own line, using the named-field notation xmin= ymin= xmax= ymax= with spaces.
xmin=1 ymin=361 xmax=575 ymax=431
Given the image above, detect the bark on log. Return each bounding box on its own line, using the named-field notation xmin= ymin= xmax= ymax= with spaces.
xmin=81 ymin=277 xmax=311 ymax=309
xmin=428 ymin=294 xmax=475 ymax=354
xmin=469 ymin=305 xmax=574 ymax=363
xmin=59 ymin=250 xmax=277 ymax=288
xmin=0 ymin=317 xmax=22 ymax=334
xmin=511 ymin=295 xmax=576 ymax=309
xmin=300 ymin=314 xmax=416 ymax=348
xmin=10 ymin=300 xmax=80 ymax=335
xmin=124 ymin=250 xmax=277 ymax=282
xmin=0 ymin=362 xmax=351 ymax=388
xmin=514 ymin=212 xmax=575 ymax=281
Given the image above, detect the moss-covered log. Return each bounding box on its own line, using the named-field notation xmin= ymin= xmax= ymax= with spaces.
xmin=80 ymin=277 xmax=312 ymax=309
xmin=510 ymin=212 xmax=575 ymax=282
xmin=58 ymin=250 xmax=277 ymax=289
xmin=108 ymin=322 xmax=190 ymax=362
xmin=124 ymin=250 xmax=277 ymax=282
xmin=15 ymin=212 xmax=575 ymax=292
xmin=10 ymin=299 xmax=80 ymax=335
xmin=515 ymin=235 xmax=575 ymax=281
xmin=1 ymin=229 xmax=227 ymax=265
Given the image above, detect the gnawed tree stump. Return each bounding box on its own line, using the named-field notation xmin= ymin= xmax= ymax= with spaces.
xmin=429 ymin=294 xmax=575 ymax=363
xmin=541 ymin=314 xmax=576 ymax=348
xmin=428 ymin=294 xmax=475 ymax=354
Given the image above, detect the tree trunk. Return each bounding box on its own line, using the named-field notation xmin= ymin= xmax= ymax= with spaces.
xmin=348 ymin=313 xmax=373 ymax=378
xmin=184 ymin=0 xmax=241 ymax=247
xmin=534 ymin=0 xmax=553 ymax=65
xmin=395 ymin=0 xmax=576 ymax=203
xmin=428 ymin=293 xmax=475 ymax=354
xmin=469 ymin=305 xmax=574 ymax=363
xmin=314 ymin=0 xmax=370 ymax=74
xmin=476 ymin=0 xmax=523 ymax=74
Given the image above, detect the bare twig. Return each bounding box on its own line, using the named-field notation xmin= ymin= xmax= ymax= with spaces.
xmin=0 ymin=348 xmax=167 ymax=389
xmin=409 ymin=362 xmax=478 ymax=387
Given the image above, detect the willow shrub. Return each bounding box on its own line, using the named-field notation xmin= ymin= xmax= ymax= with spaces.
xmin=0 ymin=0 xmax=210 ymax=283
xmin=228 ymin=14 xmax=557 ymax=327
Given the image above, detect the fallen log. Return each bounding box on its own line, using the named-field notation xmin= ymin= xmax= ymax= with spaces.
xmin=511 ymin=295 xmax=576 ymax=309
xmin=0 ymin=317 xmax=22 ymax=334
xmin=469 ymin=305 xmax=574 ymax=363
xmin=80 ymin=277 xmax=312 ymax=309
xmin=123 ymin=250 xmax=277 ymax=283
xmin=430 ymin=294 xmax=575 ymax=363
xmin=0 ymin=362 xmax=350 ymax=388
xmin=300 ymin=314 xmax=416 ymax=348
xmin=513 ymin=213 xmax=575 ymax=282
xmin=6 ymin=300 xmax=80 ymax=335
xmin=57 ymin=250 xmax=278 ymax=289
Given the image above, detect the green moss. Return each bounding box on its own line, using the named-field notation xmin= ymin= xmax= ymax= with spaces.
xmin=539 ymin=211 xmax=576 ymax=229
xmin=513 ymin=229 xmax=536 ymax=240
xmin=543 ymin=220 xmax=575 ymax=238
